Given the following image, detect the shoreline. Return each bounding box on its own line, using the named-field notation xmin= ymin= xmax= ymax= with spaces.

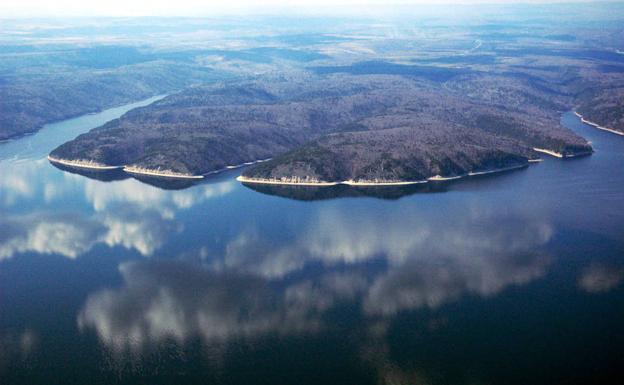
xmin=204 ymin=158 xmax=272 ymax=176
xmin=49 ymin=155 xmax=275 ymax=180
xmin=236 ymin=176 xmax=339 ymax=186
xmin=342 ymin=179 xmax=427 ymax=186
xmin=468 ymin=163 xmax=528 ymax=176
xmin=533 ymin=147 xmax=564 ymax=158
xmin=47 ymin=155 xmax=123 ymax=170
xmin=49 ymin=156 xmax=203 ymax=179
xmin=532 ymin=147 xmax=592 ymax=159
xmin=236 ymin=176 xmax=429 ymax=186
xmin=574 ymin=111 xmax=624 ymax=136
xmin=122 ymin=166 xmax=204 ymax=180
xmin=5 ymin=94 xmax=168 ymax=143
xmin=237 ymin=163 xmax=528 ymax=187
xmin=0 ymin=129 xmax=40 ymax=143
xmin=428 ymin=174 xmax=463 ymax=181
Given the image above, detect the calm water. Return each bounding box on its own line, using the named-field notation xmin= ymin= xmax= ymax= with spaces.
xmin=0 ymin=103 xmax=623 ymax=385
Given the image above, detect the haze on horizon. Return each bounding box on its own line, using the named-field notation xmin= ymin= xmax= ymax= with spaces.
xmin=0 ymin=0 xmax=604 ymax=18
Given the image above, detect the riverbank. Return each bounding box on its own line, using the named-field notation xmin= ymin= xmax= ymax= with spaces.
xmin=428 ymin=174 xmax=463 ymax=181
xmin=236 ymin=176 xmax=339 ymax=186
xmin=3 ymin=95 xmax=168 ymax=143
xmin=427 ymin=163 xmax=528 ymax=181
xmin=49 ymin=156 xmax=202 ymax=179
xmin=205 ymin=158 xmax=272 ymax=176
xmin=123 ymin=166 xmax=204 ymax=180
xmin=238 ymin=163 xmax=529 ymax=187
xmin=533 ymin=148 xmax=564 ymax=158
xmin=342 ymin=179 xmax=427 ymax=186
xmin=49 ymin=155 xmax=276 ymax=181
xmin=574 ymin=111 xmax=624 ymax=136
xmin=237 ymin=176 xmax=434 ymax=186
xmin=468 ymin=163 xmax=528 ymax=176
xmin=47 ymin=156 xmax=123 ymax=170
xmin=533 ymin=146 xmax=593 ymax=159
xmin=237 ymin=176 xmax=431 ymax=186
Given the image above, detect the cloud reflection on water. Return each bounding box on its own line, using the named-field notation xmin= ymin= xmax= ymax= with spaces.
xmin=78 ymin=261 xmax=323 ymax=353
xmin=0 ymin=212 xmax=106 ymax=260
xmin=0 ymin=209 xmax=179 ymax=260
xmin=1 ymin=156 xmax=558 ymax=365
xmin=0 ymin=329 xmax=37 ymax=372
xmin=79 ymin=200 xmax=554 ymax=352
xmin=212 ymin=201 xmax=553 ymax=280
xmin=578 ymin=263 xmax=624 ymax=293
xmin=0 ymin=160 xmax=235 ymax=260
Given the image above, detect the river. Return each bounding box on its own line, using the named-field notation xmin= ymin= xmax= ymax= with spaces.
xmin=0 ymin=101 xmax=623 ymax=385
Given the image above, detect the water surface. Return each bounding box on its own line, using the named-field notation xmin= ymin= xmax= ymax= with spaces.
xmin=0 ymin=104 xmax=623 ymax=385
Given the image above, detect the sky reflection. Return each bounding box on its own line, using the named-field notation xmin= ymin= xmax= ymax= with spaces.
xmin=0 ymin=159 xmax=235 ymax=260
xmin=78 ymin=199 xmax=555 ymax=353
xmin=2 ymin=91 xmax=624 ymax=384
xmin=78 ymin=260 xmax=323 ymax=352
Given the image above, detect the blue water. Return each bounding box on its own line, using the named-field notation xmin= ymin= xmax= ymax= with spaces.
xmin=0 ymin=95 xmax=166 ymax=162
xmin=0 ymin=104 xmax=623 ymax=385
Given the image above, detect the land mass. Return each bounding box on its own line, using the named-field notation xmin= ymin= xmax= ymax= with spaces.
xmin=0 ymin=58 xmax=223 ymax=141
xmin=50 ymin=71 xmax=591 ymax=183
xmin=17 ymin=14 xmax=623 ymax=185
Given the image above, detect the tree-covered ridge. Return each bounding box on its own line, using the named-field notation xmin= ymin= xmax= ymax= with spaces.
xmin=51 ymin=71 xmax=591 ymax=181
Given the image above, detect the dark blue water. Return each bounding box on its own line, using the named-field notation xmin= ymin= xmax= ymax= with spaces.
xmin=0 ymin=104 xmax=623 ymax=385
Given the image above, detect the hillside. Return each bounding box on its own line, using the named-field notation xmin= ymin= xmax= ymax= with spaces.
xmin=51 ymin=72 xmax=591 ymax=182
